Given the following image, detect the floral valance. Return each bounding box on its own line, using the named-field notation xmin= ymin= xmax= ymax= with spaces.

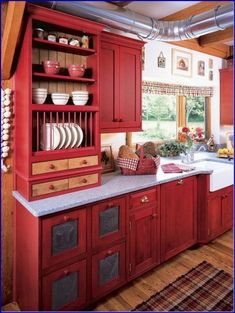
xmin=142 ymin=81 xmax=213 ymax=97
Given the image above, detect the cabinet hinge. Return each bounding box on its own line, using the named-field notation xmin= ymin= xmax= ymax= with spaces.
xmin=129 ymin=221 xmax=132 ymax=230
xmin=129 ymin=263 xmax=132 ymax=272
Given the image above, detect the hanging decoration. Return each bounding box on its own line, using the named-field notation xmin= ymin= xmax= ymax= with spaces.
xmin=1 ymin=88 xmax=12 ymax=173
xmin=157 ymin=51 xmax=166 ymax=68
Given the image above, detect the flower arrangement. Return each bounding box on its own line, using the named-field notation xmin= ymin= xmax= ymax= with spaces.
xmin=178 ymin=126 xmax=204 ymax=149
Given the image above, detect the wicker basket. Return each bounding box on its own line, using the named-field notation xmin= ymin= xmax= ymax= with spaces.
xmin=117 ymin=145 xmax=160 ymax=175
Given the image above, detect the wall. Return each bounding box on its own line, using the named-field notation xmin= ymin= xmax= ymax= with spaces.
xmin=101 ymin=39 xmax=233 ymax=150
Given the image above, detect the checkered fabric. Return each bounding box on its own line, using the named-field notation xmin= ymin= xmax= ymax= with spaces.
xmin=132 ymin=261 xmax=233 ymax=312
xmin=116 ymin=157 xmax=139 ymax=171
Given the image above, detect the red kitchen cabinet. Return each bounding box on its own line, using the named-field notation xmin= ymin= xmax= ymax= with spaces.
xmin=160 ymin=177 xmax=197 ymax=261
xmin=42 ymin=260 xmax=86 ymax=311
xmin=91 ymin=242 xmax=126 ymax=299
xmin=197 ymin=175 xmax=233 ymax=243
xmin=100 ymin=32 xmax=144 ymax=133
xmin=220 ymin=68 xmax=233 ymax=125
xmin=128 ymin=187 xmax=160 ymax=279
xmin=91 ymin=196 xmax=126 ymax=249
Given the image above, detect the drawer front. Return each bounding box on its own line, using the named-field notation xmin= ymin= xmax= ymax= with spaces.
xmin=32 ymin=179 xmax=68 ymax=197
xmin=69 ymin=173 xmax=98 ymax=189
xmin=42 ymin=209 xmax=87 ymax=269
xmin=32 ymin=159 xmax=68 ymax=175
xmin=69 ymin=155 xmax=98 ymax=169
xmin=130 ymin=187 xmax=157 ymax=210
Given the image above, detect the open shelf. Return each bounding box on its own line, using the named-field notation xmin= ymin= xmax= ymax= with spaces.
xmin=33 ymin=72 xmax=95 ymax=83
xmin=33 ymin=38 xmax=96 ymax=56
xmin=32 ymin=104 xmax=99 ymax=112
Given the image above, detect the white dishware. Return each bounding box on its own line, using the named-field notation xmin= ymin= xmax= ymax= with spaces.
xmin=68 ymin=124 xmax=78 ymax=148
xmin=51 ymin=93 xmax=69 ymax=105
xmin=72 ymin=90 xmax=88 ymax=95
xmin=63 ymin=124 xmax=72 ymax=148
xmin=57 ymin=124 xmax=67 ymax=149
xmin=41 ymin=123 xmax=61 ymax=150
xmin=73 ymin=124 xmax=83 ymax=147
xmin=72 ymin=98 xmax=88 ymax=105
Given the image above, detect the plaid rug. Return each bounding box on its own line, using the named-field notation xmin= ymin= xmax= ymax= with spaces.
xmin=132 ymin=261 xmax=233 ymax=311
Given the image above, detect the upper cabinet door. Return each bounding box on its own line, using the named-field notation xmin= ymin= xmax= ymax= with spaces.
xmin=220 ymin=68 xmax=233 ymax=125
xmin=100 ymin=42 xmax=120 ymax=130
xmin=119 ymin=46 xmax=141 ymax=129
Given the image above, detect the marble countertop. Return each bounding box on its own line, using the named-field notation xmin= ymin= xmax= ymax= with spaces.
xmin=13 ymin=152 xmax=233 ymax=217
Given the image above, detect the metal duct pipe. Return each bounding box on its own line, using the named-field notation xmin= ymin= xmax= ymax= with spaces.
xmin=36 ymin=1 xmax=234 ymax=41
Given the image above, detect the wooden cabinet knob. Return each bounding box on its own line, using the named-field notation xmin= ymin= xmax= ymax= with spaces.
xmin=152 ymin=213 xmax=158 ymax=218
xmin=106 ymin=250 xmax=113 ymax=257
xmin=119 ymin=118 xmax=123 ymax=122
xmin=107 ymin=202 xmax=114 ymax=208
xmin=49 ymin=163 xmax=55 ymax=169
xmin=63 ymin=270 xmax=69 ymax=276
xmin=177 ymin=179 xmax=183 ymax=185
xmin=141 ymin=195 xmax=149 ymax=203
xmin=63 ymin=215 xmax=70 ymax=222
xmin=222 ymin=194 xmax=228 ymax=199
xmin=82 ymin=159 xmax=88 ymax=165
xmin=113 ymin=118 xmax=118 ymax=122
xmin=48 ymin=184 xmax=55 ymax=190
xmin=82 ymin=178 xmax=87 ymax=183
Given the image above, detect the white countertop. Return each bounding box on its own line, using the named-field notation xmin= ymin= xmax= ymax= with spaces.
xmin=12 ymin=152 xmax=233 ymax=217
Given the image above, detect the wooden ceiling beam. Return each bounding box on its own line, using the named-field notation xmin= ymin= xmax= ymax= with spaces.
xmin=199 ymin=27 xmax=234 ymax=47
xmin=1 ymin=1 xmax=26 ymax=80
xmin=162 ymin=1 xmax=233 ymax=59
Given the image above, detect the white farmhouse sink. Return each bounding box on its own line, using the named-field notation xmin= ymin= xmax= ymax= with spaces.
xmin=195 ymin=161 xmax=233 ymax=191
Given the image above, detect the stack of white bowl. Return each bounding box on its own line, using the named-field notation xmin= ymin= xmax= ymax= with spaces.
xmin=51 ymin=93 xmax=69 ymax=105
xmin=32 ymin=88 xmax=47 ymax=104
xmin=71 ymin=90 xmax=89 ymax=105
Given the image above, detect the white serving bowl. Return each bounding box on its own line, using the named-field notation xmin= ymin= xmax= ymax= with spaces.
xmin=51 ymin=92 xmax=69 ymax=98
xmin=33 ymin=94 xmax=47 ymax=104
xmin=52 ymin=93 xmax=69 ymax=105
xmin=72 ymin=96 xmax=88 ymax=100
xmin=72 ymin=90 xmax=88 ymax=95
xmin=33 ymin=88 xmax=47 ymax=93
xmin=72 ymin=99 xmax=88 ymax=105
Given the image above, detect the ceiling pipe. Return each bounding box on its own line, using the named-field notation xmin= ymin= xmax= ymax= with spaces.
xmin=35 ymin=1 xmax=234 ymax=41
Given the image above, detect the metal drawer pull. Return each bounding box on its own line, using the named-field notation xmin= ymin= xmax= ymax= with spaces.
xmin=48 ymin=184 xmax=55 ymax=190
xmin=81 ymin=178 xmax=87 ymax=183
xmin=107 ymin=202 xmax=114 ymax=208
xmin=82 ymin=159 xmax=88 ymax=165
xmin=63 ymin=215 xmax=70 ymax=222
xmin=64 ymin=270 xmax=69 ymax=276
xmin=177 ymin=179 xmax=183 ymax=185
xmin=152 ymin=213 xmax=158 ymax=218
xmin=141 ymin=195 xmax=149 ymax=203
xmin=49 ymin=163 xmax=55 ymax=169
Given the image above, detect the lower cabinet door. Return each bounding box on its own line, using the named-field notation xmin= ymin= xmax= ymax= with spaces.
xmin=129 ymin=206 xmax=160 ymax=278
xmin=42 ymin=260 xmax=86 ymax=311
xmin=208 ymin=196 xmax=222 ymax=239
xmin=222 ymin=189 xmax=233 ymax=230
xmin=92 ymin=242 xmax=126 ymax=299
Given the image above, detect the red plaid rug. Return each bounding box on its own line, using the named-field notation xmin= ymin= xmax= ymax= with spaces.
xmin=132 ymin=261 xmax=233 ymax=311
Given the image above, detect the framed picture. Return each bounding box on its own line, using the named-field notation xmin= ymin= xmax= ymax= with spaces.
xmin=198 ymin=60 xmax=205 ymax=76
xmin=101 ymin=144 xmax=115 ymax=173
xmin=172 ymin=49 xmax=192 ymax=77
xmin=209 ymin=70 xmax=213 ymax=81
xmin=209 ymin=58 xmax=213 ymax=69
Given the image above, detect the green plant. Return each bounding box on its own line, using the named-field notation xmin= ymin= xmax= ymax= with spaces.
xmin=158 ymin=141 xmax=187 ymax=157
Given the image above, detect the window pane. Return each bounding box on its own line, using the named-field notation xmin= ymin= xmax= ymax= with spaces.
xmin=133 ymin=94 xmax=177 ymax=142
xmin=186 ymin=96 xmax=206 ymax=131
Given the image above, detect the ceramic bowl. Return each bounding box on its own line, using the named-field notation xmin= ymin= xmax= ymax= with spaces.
xmin=51 ymin=93 xmax=69 ymax=105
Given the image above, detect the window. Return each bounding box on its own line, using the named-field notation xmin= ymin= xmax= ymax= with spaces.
xmin=132 ymin=94 xmax=177 ymax=143
xmin=132 ymin=94 xmax=210 ymax=144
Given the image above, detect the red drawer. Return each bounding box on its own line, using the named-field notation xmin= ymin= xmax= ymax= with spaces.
xmin=129 ymin=187 xmax=158 ymax=210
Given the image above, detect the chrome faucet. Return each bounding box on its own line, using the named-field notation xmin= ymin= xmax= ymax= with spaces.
xmin=197 ymin=145 xmax=207 ymax=152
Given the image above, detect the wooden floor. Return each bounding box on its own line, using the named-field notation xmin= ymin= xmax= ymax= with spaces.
xmin=2 ymin=230 xmax=233 ymax=312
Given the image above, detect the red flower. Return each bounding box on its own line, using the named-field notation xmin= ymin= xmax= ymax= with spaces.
xmin=182 ymin=127 xmax=190 ymax=133
xmin=195 ymin=127 xmax=203 ymax=134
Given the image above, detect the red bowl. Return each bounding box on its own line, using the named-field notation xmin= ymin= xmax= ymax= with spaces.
xmin=43 ymin=60 xmax=60 ymax=66
xmin=68 ymin=64 xmax=85 ymax=69
xmin=68 ymin=68 xmax=85 ymax=77
xmin=43 ymin=64 xmax=60 ymax=75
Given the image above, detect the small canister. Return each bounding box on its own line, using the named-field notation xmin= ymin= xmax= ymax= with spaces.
xmin=33 ymin=28 xmax=44 ymax=39
xmin=47 ymin=33 xmax=57 ymax=42
xmin=81 ymin=35 xmax=89 ymax=48
xmin=69 ymin=38 xmax=80 ymax=46
xmin=59 ymin=36 xmax=68 ymax=45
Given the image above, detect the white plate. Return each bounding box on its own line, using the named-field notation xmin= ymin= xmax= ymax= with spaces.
xmin=57 ymin=124 xmax=66 ymax=149
xmin=64 ymin=124 xmax=72 ymax=149
xmin=74 ymin=124 xmax=83 ymax=148
xmin=69 ymin=124 xmax=78 ymax=148
xmin=41 ymin=123 xmax=61 ymax=151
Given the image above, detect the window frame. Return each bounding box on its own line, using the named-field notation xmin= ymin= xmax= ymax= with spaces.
xmin=127 ymin=95 xmax=211 ymax=146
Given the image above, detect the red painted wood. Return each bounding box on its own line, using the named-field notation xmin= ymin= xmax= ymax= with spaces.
xmin=100 ymin=32 xmax=144 ymax=132
xmin=129 ymin=187 xmax=158 ymax=210
xmin=91 ymin=196 xmax=126 ymax=249
xmin=129 ymin=203 xmax=160 ymax=279
xmin=32 ymin=72 xmax=95 ymax=83
xmin=208 ymin=195 xmax=222 ymax=238
xmin=14 ymin=201 xmax=41 ymax=311
xmin=42 ymin=259 xmax=87 ymax=311
xmin=42 ymin=208 xmax=87 ymax=269
xmin=31 ymin=105 xmax=99 ymax=112
xmin=222 ymin=187 xmax=233 ymax=230
xmin=91 ymin=242 xmax=126 ymax=300
xmin=220 ymin=68 xmax=233 ymax=125
xmin=160 ymin=177 xmax=197 ymax=261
